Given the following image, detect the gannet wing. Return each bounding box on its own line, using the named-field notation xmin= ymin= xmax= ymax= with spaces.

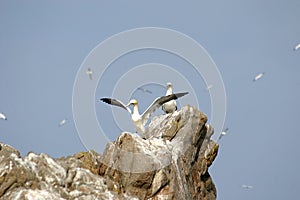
xmin=100 ymin=98 xmax=132 ymax=114
xmin=141 ymin=92 xmax=188 ymax=126
xmin=253 ymin=72 xmax=264 ymax=82
xmin=0 ymin=113 xmax=7 ymax=120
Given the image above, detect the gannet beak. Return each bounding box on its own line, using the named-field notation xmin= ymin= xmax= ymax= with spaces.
xmin=126 ymin=103 xmax=131 ymax=107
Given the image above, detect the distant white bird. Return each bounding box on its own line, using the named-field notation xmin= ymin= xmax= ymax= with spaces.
xmin=206 ymin=84 xmax=213 ymax=91
xmin=100 ymin=92 xmax=188 ymax=133
xmin=162 ymin=82 xmax=178 ymax=114
xmin=0 ymin=113 xmax=7 ymax=120
xmin=218 ymin=128 xmax=229 ymax=140
xmin=241 ymin=184 xmax=254 ymax=189
xmin=59 ymin=119 xmax=67 ymax=127
xmin=137 ymin=87 xmax=152 ymax=94
xmin=86 ymin=68 xmax=93 ymax=80
xmin=294 ymin=43 xmax=300 ymax=51
xmin=253 ymin=72 xmax=265 ymax=82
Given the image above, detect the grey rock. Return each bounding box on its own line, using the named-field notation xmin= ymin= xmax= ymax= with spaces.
xmin=0 ymin=105 xmax=218 ymax=200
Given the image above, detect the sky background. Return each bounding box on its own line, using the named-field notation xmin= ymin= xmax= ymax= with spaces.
xmin=1 ymin=1 xmax=300 ymax=199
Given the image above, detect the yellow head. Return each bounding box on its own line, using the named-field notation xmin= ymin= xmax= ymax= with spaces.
xmin=127 ymin=99 xmax=138 ymax=106
xmin=166 ymin=82 xmax=172 ymax=89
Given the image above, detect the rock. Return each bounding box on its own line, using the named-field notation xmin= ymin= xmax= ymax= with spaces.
xmin=0 ymin=105 xmax=218 ymax=200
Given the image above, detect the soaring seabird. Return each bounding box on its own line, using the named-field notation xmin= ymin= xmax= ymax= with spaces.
xmin=294 ymin=43 xmax=300 ymax=51
xmin=86 ymin=68 xmax=93 ymax=80
xmin=59 ymin=118 xmax=67 ymax=127
xmin=253 ymin=72 xmax=265 ymax=82
xmin=100 ymin=92 xmax=188 ymax=133
xmin=206 ymin=84 xmax=213 ymax=91
xmin=218 ymin=128 xmax=229 ymax=140
xmin=241 ymin=185 xmax=254 ymax=189
xmin=137 ymin=87 xmax=152 ymax=94
xmin=0 ymin=113 xmax=7 ymax=120
xmin=162 ymin=82 xmax=178 ymax=114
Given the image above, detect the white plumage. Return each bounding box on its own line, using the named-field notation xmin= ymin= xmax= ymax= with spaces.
xmin=162 ymin=82 xmax=177 ymax=114
xmin=59 ymin=119 xmax=67 ymax=127
xmin=294 ymin=43 xmax=300 ymax=51
xmin=0 ymin=112 xmax=7 ymax=120
xmin=86 ymin=68 xmax=93 ymax=80
xmin=253 ymin=72 xmax=265 ymax=82
xmin=100 ymin=92 xmax=188 ymax=133
xmin=218 ymin=128 xmax=229 ymax=140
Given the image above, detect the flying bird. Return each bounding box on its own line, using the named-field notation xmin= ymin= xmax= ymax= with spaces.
xmin=206 ymin=84 xmax=213 ymax=91
xmin=0 ymin=113 xmax=7 ymax=120
xmin=162 ymin=82 xmax=178 ymax=114
xmin=137 ymin=87 xmax=152 ymax=94
xmin=59 ymin=119 xmax=67 ymax=127
xmin=100 ymin=92 xmax=188 ymax=133
xmin=218 ymin=128 xmax=229 ymax=140
xmin=253 ymin=72 xmax=265 ymax=82
xmin=86 ymin=68 xmax=93 ymax=80
xmin=294 ymin=43 xmax=300 ymax=51
xmin=241 ymin=184 xmax=254 ymax=189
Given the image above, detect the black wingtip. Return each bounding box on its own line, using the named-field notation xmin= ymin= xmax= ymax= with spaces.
xmin=174 ymin=92 xmax=189 ymax=99
xmin=100 ymin=98 xmax=111 ymax=104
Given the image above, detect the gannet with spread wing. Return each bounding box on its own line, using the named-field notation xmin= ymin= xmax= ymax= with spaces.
xmin=100 ymin=92 xmax=188 ymax=133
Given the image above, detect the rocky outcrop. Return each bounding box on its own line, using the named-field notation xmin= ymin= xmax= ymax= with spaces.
xmin=0 ymin=105 xmax=218 ymax=200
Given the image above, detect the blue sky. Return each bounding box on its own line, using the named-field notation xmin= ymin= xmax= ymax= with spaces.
xmin=1 ymin=1 xmax=300 ymax=199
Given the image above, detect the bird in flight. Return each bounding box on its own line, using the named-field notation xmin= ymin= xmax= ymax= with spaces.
xmin=162 ymin=82 xmax=178 ymax=114
xmin=253 ymin=72 xmax=265 ymax=82
xmin=294 ymin=43 xmax=300 ymax=51
xmin=100 ymin=92 xmax=188 ymax=133
xmin=137 ymin=87 xmax=152 ymax=94
xmin=59 ymin=118 xmax=67 ymax=127
xmin=206 ymin=84 xmax=213 ymax=91
xmin=86 ymin=68 xmax=93 ymax=80
xmin=218 ymin=128 xmax=229 ymax=140
xmin=0 ymin=113 xmax=7 ymax=120
xmin=241 ymin=184 xmax=254 ymax=189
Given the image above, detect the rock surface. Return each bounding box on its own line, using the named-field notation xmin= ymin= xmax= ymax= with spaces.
xmin=0 ymin=105 xmax=218 ymax=200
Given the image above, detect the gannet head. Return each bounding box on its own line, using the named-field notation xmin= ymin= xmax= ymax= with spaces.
xmin=166 ymin=82 xmax=172 ymax=89
xmin=127 ymin=99 xmax=138 ymax=107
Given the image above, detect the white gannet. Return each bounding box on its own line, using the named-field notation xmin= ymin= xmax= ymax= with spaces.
xmin=218 ymin=128 xmax=229 ymax=140
xmin=241 ymin=184 xmax=254 ymax=189
xmin=0 ymin=113 xmax=7 ymax=120
xmin=253 ymin=72 xmax=265 ymax=82
xmin=162 ymin=82 xmax=177 ymax=114
xmin=137 ymin=87 xmax=152 ymax=94
xmin=206 ymin=84 xmax=213 ymax=91
xmin=294 ymin=43 xmax=300 ymax=51
xmin=100 ymin=92 xmax=188 ymax=133
xmin=59 ymin=118 xmax=67 ymax=127
xmin=86 ymin=68 xmax=93 ymax=80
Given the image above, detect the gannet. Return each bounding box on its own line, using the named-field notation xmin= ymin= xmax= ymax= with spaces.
xmin=206 ymin=84 xmax=213 ymax=91
xmin=86 ymin=68 xmax=93 ymax=80
xmin=0 ymin=113 xmax=7 ymax=120
xmin=294 ymin=43 xmax=300 ymax=51
xmin=253 ymin=72 xmax=265 ymax=82
xmin=100 ymin=92 xmax=188 ymax=133
xmin=137 ymin=87 xmax=152 ymax=94
xmin=59 ymin=119 xmax=67 ymax=127
xmin=218 ymin=128 xmax=229 ymax=140
xmin=241 ymin=184 xmax=254 ymax=189
xmin=162 ymin=82 xmax=177 ymax=114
